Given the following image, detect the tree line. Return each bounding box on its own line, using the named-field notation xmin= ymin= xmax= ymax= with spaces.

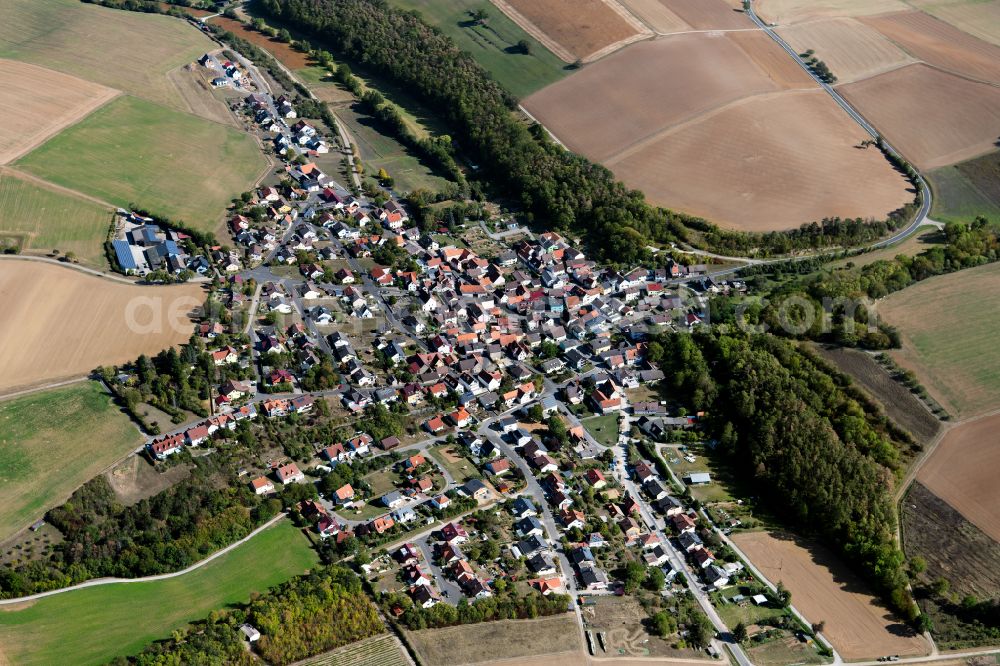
xmin=652 ymin=330 xmax=921 ymax=623
xmin=114 ymin=566 xmax=383 ymax=665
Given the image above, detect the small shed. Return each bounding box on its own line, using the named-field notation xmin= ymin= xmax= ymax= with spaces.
xmin=240 ymin=624 xmax=261 ymax=642
xmin=685 ymin=472 xmax=712 ymax=485
xmin=752 ymin=594 xmax=769 ymax=606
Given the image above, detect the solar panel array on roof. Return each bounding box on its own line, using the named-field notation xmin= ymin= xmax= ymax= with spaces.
xmin=112 ymin=240 xmax=137 ymax=270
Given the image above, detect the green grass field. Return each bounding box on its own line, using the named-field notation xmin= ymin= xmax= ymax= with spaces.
xmin=16 ymin=95 xmax=265 ymax=231
xmin=0 ymin=382 xmax=141 ymax=540
xmin=385 ymin=0 xmax=569 ymax=98
xmin=881 ymin=260 xmax=1000 ymax=418
xmin=0 ymin=172 xmax=112 ymax=266
xmin=0 ymin=519 xmax=318 ymax=666
xmin=0 ymin=0 xmax=213 ymax=111
xmin=581 ymin=413 xmax=619 ymax=447
xmin=428 ymin=443 xmax=482 ymax=483
xmin=337 ymin=104 xmax=452 ymax=194
xmin=928 ymin=151 xmax=1000 ymax=224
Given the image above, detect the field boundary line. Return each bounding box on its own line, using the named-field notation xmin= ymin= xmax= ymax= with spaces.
xmin=0 ymin=254 xmax=142 ymax=286
xmin=486 ymin=0 xmax=576 ymax=62
xmin=0 ymin=376 xmax=90 ymax=403
xmin=603 ymin=88 xmax=820 ymax=166
xmin=582 ymin=0 xmax=656 ymax=63
xmin=0 ymin=513 xmax=286 ymax=606
xmin=0 ymin=166 xmax=117 ymax=209
xmin=0 ymin=71 xmax=121 ymax=166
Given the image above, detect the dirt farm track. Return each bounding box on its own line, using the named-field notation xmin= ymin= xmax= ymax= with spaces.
xmin=733 ymin=531 xmax=929 ymax=660
xmin=0 ymin=261 xmax=203 ymax=395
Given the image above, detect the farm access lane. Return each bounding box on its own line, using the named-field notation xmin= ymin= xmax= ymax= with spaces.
xmin=0 ymin=512 xmax=286 ymax=606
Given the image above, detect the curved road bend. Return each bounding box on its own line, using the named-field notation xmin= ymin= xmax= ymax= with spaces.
xmin=743 ymin=0 xmax=933 ymax=250
xmin=0 ymin=513 xmax=287 ymax=606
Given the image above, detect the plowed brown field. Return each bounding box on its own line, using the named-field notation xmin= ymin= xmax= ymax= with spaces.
xmin=862 ymin=10 xmax=1000 ymax=85
xmin=840 ymin=63 xmax=1000 ymax=169
xmin=0 ymin=60 xmax=118 ymax=165
xmin=657 ymin=0 xmax=754 ymax=29
xmin=726 ymin=30 xmax=817 ymax=88
xmin=608 ymin=90 xmax=912 ymax=230
xmin=907 ymin=0 xmax=1000 ymax=48
xmin=918 ymin=414 xmax=1000 ymax=543
xmin=208 ymin=17 xmax=312 ymax=69
xmin=496 ymin=0 xmax=647 ymax=61
xmin=754 ymin=0 xmax=908 ymax=25
xmin=0 ymin=261 xmax=203 ymax=393
xmin=777 ymin=17 xmax=915 ymax=83
xmin=618 ymin=0 xmax=690 ymax=34
xmin=733 ymin=531 xmax=930 ymax=660
xmin=523 ymin=33 xmax=782 ymax=162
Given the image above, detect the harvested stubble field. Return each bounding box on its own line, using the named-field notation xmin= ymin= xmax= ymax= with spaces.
xmin=840 ymin=63 xmax=1000 ymax=170
xmin=754 ymin=0 xmax=909 ymax=25
xmin=608 ymin=89 xmax=912 ymax=231
xmin=732 ymin=531 xmax=929 ymax=660
xmin=0 ymin=0 xmax=213 ymax=111
xmin=903 ymin=482 xmax=1000 ymax=600
xmin=909 ymin=0 xmax=1000 ymax=48
xmin=725 ymin=30 xmax=817 ymax=88
xmin=917 ymin=413 xmax=1000 ymax=544
xmin=879 ymin=261 xmax=1000 ymax=418
xmin=405 ymin=614 xmax=581 ymax=666
xmin=0 ymin=171 xmax=113 ymax=267
xmin=492 ymin=0 xmax=647 ymax=62
xmin=523 ymin=33 xmax=791 ymax=163
xmin=812 ymin=345 xmax=941 ymax=446
xmin=618 ymin=0 xmax=690 ymax=34
xmin=861 ymin=10 xmax=1000 ymax=85
xmin=0 ymin=60 xmax=118 ymax=165
xmin=16 ymin=95 xmax=266 ymax=230
xmin=0 ymin=261 xmax=203 ymax=394
xmin=656 ymin=0 xmax=755 ymax=29
xmin=777 ymin=17 xmax=916 ymax=83
xmin=0 ymin=520 xmax=318 ymax=666
xmin=0 ymin=382 xmax=141 ymax=541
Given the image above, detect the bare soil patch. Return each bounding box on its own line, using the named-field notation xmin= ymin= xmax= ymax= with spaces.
xmin=209 ymin=16 xmax=312 ymax=69
xmin=733 ymin=531 xmax=929 ymax=660
xmin=840 ymin=63 xmax=1000 ymax=169
xmin=754 ymin=0 xmax=909 ymax=25
xmin=405 ymin=614 xmax=581 ymax=666
xmin=618 ymin=0 xmax=690 ymax=34
xmin=0 ymin=261 xmax=204 ymax=394
xmin=917 ymin=413 xmax=1000 ymax=543
xmin=609 ymin=89 xmax=912 ymax=231
xmin=777 ymin=17 xmax=916 ymax=83
xmin=492 ymin=0 xmax=647 ymax=62
xmin=813 ymin=345 xmax=940 ymax=446
xmin=0 ymin=60 xmax=118 ymax=165
xmin=903 ymin=482 xmax=1000 ymax=600
xmin=862 ymin=10 xmax=1000 ymax=85
xmin=523 ymin=33 xmax=781 ymax=162
xmin=656 ymin=0 xmax=754 ymax=29
xmin=167 ymin=63 xmax=237 ymax=127
xmin=105 ymin=455 xmax=192 ymax=506
xmin=582 ymin=595 xmax=706 ymax=659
